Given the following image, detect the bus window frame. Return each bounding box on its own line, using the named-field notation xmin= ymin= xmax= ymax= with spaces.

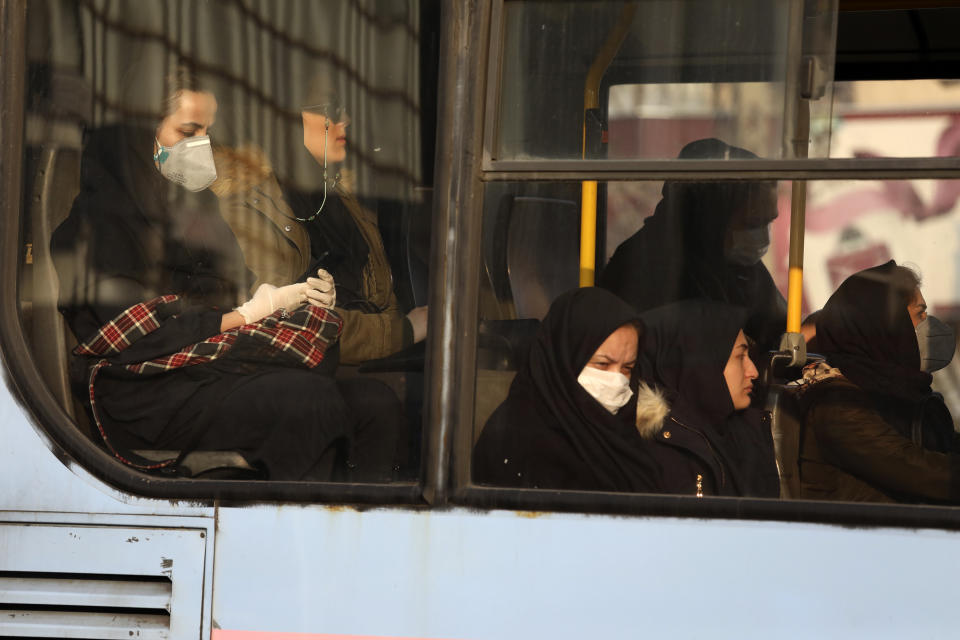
xmin=454 ymin=0 xmax=960 ymax=529
xmin=0 ymin=0 xmax=443 ymax=507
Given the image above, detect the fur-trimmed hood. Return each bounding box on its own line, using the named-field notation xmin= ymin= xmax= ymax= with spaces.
xmin=635 ymin=381 xmax=670 ymax=439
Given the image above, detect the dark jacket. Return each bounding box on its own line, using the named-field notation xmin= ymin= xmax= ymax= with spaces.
xmin=472 ymin=288 xmax=659 ymax=492
xmin=600 ymin=138 xmax=786 ymax=350
xmin=638 ymin=300 xmax=780 ymax=498
xmin=798 ymin=375 xmax=960 ymax=503
xmin=797 ymin=260 xmax=960 ymax=504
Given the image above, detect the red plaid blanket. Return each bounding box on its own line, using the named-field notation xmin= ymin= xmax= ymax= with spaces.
xmin=76 ymin=295 xmax=342 ymax=469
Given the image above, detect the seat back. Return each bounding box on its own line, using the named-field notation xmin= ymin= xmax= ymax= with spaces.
xmin=505 ymin=196 xmax=579 ymax=320
xmin=767 ymin=385 xmax=803 ymax=499
xmin=29 ymin=146 xmax=82 ymax=418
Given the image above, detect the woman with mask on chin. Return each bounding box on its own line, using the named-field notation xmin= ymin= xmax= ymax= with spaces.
xmin=600 ymin=138 xmax=786 ymax=351
xmin=472 ymin=287 xmax=659 ymax=492
xmin=50 ymin=66 xmax=377 ymax=482
xmin=636 ymin=300 xmax=780 ymax=498
xmin=795 ymin=261 xmax=960 ymax=504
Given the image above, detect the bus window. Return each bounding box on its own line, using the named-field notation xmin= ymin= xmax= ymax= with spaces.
xmin=18 ymin=0 xmax=439 ymax=489
xmin=491 ymin=0 xmax=836 ymax=162
xmin=471 ymin=174 xmax=960 ymax=506
xmin=830 ymin=79 xmax=960 ymax=159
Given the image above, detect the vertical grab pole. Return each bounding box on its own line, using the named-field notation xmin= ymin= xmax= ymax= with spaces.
xmin=580 ymin=4 xmax=637 ymax=287
xmin=779 ymin=0 xmax=809 ymax=365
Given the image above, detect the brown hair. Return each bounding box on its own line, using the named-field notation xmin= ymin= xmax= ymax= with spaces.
xmin=162 ymin=65 xmax=209 ymax=117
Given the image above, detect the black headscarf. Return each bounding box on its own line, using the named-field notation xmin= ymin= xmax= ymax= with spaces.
xmin=817 ymin=260 xmax=931 ymax=403
xmin=473 ymin=287 xmax=659 ymax=492
xmin=640 ymin=300 xmax=778 ymax=497
xmin=641 ymin=300 xmax=745 ymax=423
xmin=600 ymin=138 xmax=786 ymax=350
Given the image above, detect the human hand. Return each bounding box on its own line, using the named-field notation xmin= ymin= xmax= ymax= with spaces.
xmin=306 ymin=268 xmax=336 ymax=309
xmin=406 ymin=305 xmax=428 ymax=343
xmin=235 ymin=282 xmax=309 ymax=324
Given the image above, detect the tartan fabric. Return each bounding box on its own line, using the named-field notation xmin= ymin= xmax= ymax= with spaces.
xmin=74 ymin=295 xmax=179 ymax=356
xmin=75 ymin=294 xmax=343 ymax=373
xmin=77 ymin=295 xmax=342 ymax=470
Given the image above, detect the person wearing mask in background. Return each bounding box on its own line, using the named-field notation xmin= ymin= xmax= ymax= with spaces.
xmin=472 ymin=287 xmax=659 ymax=492
xmin=52 ymin=66 xmax=397 ymax=482
xmin=636 ymin=301 xmax=780 ymax=497
xmin=600 ymin=138 xmax=786 ymax=352
xmin=795 ymin=260 xmax=960 ymax=503
xmin=217 ymin=76 xmax=427 ymax=365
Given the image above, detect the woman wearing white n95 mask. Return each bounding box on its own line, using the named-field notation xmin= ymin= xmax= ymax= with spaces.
xmin=50 ymin=66 xmax=402 ymax=483
xmin=472 ymin=288 xmax=660 ymax=492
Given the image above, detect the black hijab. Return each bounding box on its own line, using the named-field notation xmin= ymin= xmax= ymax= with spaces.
xmin=641 ymin=300 xmax=779 ymax=497
xmin=473 ymin=287 xmax=659 ymax=492
xmin=641 ymin=300 xmax=745 ymax=424
xmin=600 ymin=138 xmax=785 ymax=349
xmin=817 ymin=260 xmax=931 ymax=403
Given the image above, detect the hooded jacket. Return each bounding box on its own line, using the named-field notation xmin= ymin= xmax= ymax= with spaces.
xmin=637 ymin=300 xmax=780 ymax=498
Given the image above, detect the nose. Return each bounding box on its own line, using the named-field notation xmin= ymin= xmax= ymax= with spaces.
xmin=745 ymin=355 xmax=759 ymax=380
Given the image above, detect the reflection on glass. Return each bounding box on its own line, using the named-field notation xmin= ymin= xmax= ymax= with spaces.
xmin=22 ymin=0 xmax=435 ymax=484
xmin=476 ymin=179 xmax=960 ymax=506
xmin=495 ymin=0 xmax=837 ymax=161
xmin=830 ymin=80 xmax=960 ymax=159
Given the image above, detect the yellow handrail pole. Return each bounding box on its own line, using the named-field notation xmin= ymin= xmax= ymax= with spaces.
xmin=786 ymin=99 xmax=810 ymax=335
xmin=580 ymin=3 xmax=637 ymax=287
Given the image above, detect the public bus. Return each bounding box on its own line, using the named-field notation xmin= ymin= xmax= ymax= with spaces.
xmin=4 ymin=1 xmax=960 ymax=638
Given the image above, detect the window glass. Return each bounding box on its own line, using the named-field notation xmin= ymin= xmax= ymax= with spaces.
xmin=473 ymin=177 xmax=960 ymax=505
xmin=20 ymin=0 xmax=438 ymax=484
xmin=494 ymin=0 xmax=837 ymax=161
xmin=830 ymin=80 xmax=960 ymax=158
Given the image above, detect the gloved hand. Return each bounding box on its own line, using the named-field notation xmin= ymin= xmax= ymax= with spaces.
xmin=305 ymin=268 xmax=336 ymax=309
xmin=235 ymin=282 xmax=310 ymax=324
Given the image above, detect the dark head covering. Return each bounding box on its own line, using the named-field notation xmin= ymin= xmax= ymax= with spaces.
xmin=640 ymin=300 xmax=779 ymax=497
xmin=817 ymin=260 xmax=930 ymax=402
xmin=641 ymin=300 xmax=746 ymax=422
xmin=472 ymin=287 xmax=659 ymax=492
xmin=600 ymin=138 xmax=785 ymax=350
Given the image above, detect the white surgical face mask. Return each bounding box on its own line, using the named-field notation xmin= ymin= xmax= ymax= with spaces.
xmin=577 ymin=366 xmax=633 ymax=414
xmin=916 ymin=315 xmax=955 ymax=373
xmin=726 ymin=225 xmax=770 ymax=266
xmin=154 ymin=135 xmax=217 ymax=192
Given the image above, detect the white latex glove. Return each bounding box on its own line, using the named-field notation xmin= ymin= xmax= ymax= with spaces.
xmin=406 ymin=305 xmax=428 ymax=343
xmin=235 ymin=282 xmax=309 ymax=324
xmin=305 ymin=268 xmax=336 ymax=309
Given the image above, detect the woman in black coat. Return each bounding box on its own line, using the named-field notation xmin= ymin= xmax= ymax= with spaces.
xmin=600 ymin=138 xmax=786 ymax=351
xmin=472 ymin=287 xmax=659 ymax=492
xmin=797 ymin=260 xmax=960 ymax=503
xmin=637 ymin=300 xmax=780 ymax=498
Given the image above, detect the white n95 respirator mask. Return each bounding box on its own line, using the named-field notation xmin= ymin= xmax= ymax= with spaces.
xmin=578 ymin=366 xmax=634 ymax=414
xmin=154 ymin=135 xmax=217 ymax=192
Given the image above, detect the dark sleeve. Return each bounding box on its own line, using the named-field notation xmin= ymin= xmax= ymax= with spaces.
xmin=806 ymin=384 xmax=960 ymax=503
xmin=52 ymin=205 xmax=227 ymax=361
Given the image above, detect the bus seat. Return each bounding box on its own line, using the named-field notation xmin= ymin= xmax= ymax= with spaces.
xmin=29 ymin=146 xmax=81 ymax=420
xmin=767 ymin=385 xmax=803 ymax=499
xmin=496 ymin=195 xmax=579 ymax=321
xmin=473 ymin=369 xmax=516 ymax=444
xmin=28 ymin=146 xmax=265 ymax=479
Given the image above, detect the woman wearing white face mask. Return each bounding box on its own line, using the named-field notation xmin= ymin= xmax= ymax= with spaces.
xmin=795 ymin=261 xmax=960 ymax=504
xmin=49 ymin=66 xmax=401 ymax=482
xmin=636 ymin=300 xmax=779 ymax=498
xmin=472 ymin=288 xmax=660 ymax=492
